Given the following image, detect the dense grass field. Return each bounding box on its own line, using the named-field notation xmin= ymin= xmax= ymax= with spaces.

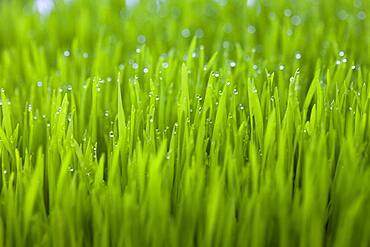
xmin=0 ymin=0 xmax=370 ymax=246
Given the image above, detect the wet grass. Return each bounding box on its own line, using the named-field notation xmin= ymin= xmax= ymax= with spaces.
xmin=0 ymin=0 xmax=370 ymax=246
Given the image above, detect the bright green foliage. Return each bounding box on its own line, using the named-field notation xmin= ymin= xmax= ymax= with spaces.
xmin=0 ymin=0 xmax=370 ymax=246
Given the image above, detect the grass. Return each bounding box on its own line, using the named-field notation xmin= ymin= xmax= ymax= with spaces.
xmin=0 ymin=0 xmax=370 ymax=246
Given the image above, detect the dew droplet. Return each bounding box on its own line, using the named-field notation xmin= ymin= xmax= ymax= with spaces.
xmin=337 ymin=10 xmax=348 ymax=20
xmin=284 ymin=9 xmax=292 ymax=17
xmin=357 ymin=11 xmax=366 ymax=20
xmin=93 ymin=145 xmax=97 ymax=159
xmin=129 ymin=76 xmax=137 ymax=84
xmin=35 ymin=0 xmax=54 ymax=16
xmin=64 ymin=50 xmax=71 ymax=57
xmin=181 ymin=28 xmax=191 ymax=38
xmin=339 ymin=51 xmax=345 ymax=57
xmin=247 ymin=25 xmax=256 ymax=33
xmin=229 ymin=61 xmax=237 ymax=68
xmin=291 ymin=15 xmax=302 ymax=26
xmin=67 ymin=113 xmax=72 ymax=122
xmin=279 ymin=64 xmax=285 ymax=71
xmin=56 ymin=107 xmax=62 ymax=115
xmin=137 ymin=34 xmax=146 ymax=44
xmin=295 ymin=52 xmax=302 ymax=60
xmin=37 ymin=81 xmax=43 ymax=87
xmin=233 ymin=88 xmax=239 ymax=95
xmin=28 ymin=104 xmax=32 ymax=112
xmin=223 ymin=41 xmax=230 ymax=49
xmin=195 ymin=29 xmax=204 ymax=38
xmin=109 ymin=131 xmax=114 ymax=138
xmin=246 ymin=0 xmax=255 ymax=7
xmin=162 ymin=62 xmax=169 ymax=69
